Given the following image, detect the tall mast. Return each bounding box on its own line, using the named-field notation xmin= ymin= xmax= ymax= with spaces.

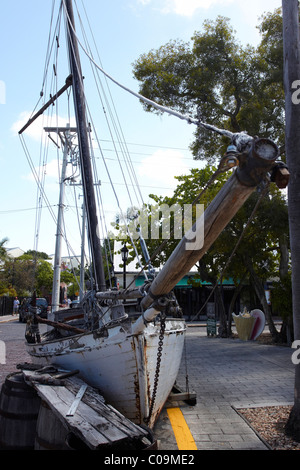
xmin=64 ymin=0 xmax=106 ymax=291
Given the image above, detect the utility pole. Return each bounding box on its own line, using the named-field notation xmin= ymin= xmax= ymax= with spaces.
xmin=282 ymin=0 xmax=300 ymax=441
xmin=50 ymin=125 xmax=70 ymax=321
xmin=45 ymin=125 xmax=79 ymax=321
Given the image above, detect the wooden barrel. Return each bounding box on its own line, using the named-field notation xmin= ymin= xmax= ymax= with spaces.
xmin=35 ymin=401 xmax=71 ymax=450
xmin=35 ymin=401 xmax=88 ymax=450
xmin=0 ymin=372 xmax=41 ymax=450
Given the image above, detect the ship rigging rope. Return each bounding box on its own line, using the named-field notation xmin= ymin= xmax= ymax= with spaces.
xmin=64 ymin=0 xmax=148 ymax=278
xmin=62 ymin=0 xmax=254 ymax=286
xmin=62 ymin=0 xmax=249 ymax=146
xmin=75 ymin=0 xmax=145 ymax=208
xmin=19 ymin=133 xmax=81 ymax=264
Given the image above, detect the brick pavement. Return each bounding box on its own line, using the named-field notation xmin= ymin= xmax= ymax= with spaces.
xmin=0 ymin=317 xmax=295 ymax=451
xmin=154 ymin=327 xmax=295 ymax=450
xmin=0 ymin=317 xmax=32 ymax=387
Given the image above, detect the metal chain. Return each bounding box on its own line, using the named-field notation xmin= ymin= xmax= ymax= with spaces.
xmin=146 ymin=313 xmax=166 ymax=424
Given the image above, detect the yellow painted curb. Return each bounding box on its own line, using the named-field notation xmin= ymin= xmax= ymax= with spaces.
xmin=167 ymin=407 xmax=197 ymax=450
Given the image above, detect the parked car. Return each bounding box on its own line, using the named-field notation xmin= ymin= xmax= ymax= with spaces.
xmin=19 ymin=297 xmax=49 ymax=323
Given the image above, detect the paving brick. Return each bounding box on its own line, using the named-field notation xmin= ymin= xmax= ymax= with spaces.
xmin=0 ymin=319 xmax=294 ymax=451
xmin=154 ymin=326 xmax=294 ymax=451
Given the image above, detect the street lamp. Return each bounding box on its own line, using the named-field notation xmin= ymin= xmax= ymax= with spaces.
xmin=121 ymin=244 xmax=129 ymax=289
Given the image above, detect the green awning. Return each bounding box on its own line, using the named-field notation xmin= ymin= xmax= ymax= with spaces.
xmin=134 ymin=275 xmax=235 ymax=288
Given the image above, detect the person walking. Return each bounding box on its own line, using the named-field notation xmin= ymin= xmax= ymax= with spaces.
xmin=13 ymin=297 xmax=19 ymax=316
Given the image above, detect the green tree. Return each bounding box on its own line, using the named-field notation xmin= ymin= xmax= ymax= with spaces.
xmin=60 ymin=269 xmax=80 ymax=298
xmin=123 ymin=163 xmax=289 ymax=340
xmin=1 ymin=257 xmax=35 ymax=297
xmin=36 ymin=260 xmax=53 ymax=296
xmin=0 ymin=238 xmax=8 ymax=263
xmin=132 ymin=10 xmax=285 ymax=163
xmin=0 ymin=249 xmax=54 ymax=297
xmin=131 ymin=7 xmax=290 ymax=340
xmin=24 ymin=250 xmax=51 ymax=260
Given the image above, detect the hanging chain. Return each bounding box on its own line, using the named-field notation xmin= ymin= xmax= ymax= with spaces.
xmin=146 ymin=313 xmax=166 ymax=424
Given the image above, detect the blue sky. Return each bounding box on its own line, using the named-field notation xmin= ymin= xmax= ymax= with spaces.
xmin=0 ymin=0 xmax=281 ymax=258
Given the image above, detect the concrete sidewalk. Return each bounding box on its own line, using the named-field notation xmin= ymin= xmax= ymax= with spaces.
xmin=154 ymin=327 xmax=295 ymax=450
xmin=0 ymin=314 xmax=18 ymax=323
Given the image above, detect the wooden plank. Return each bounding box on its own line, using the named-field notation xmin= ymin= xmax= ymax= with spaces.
xmin=168 ymin=384 xmax=197 ymax=405
xmin=65 ymin=377 xmax=149 ymax=438
xmin=168 ymin=391 xmax=197 ymax=402
xmin=22 ymin=370 xmax=149 ymax=450
xmin=35 ymin=315 xmax=85 ymax=334
xmin=25 ymin=376 xmax=110 ymax=448
xmin=66 ymin=384 xmax=87 ymax=416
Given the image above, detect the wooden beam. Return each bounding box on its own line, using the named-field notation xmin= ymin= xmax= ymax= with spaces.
xmin=141 ymin=138 xmax=278 ymax=311
xmin=35 ymin=315 xmax=86 ymax=334
xmin=18 ymin=76 xmax=72 ymax=134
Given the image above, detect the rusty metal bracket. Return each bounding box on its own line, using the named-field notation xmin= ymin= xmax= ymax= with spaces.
xmin=236 ymin=138 xmax=279 ymax=187
xmin=270 ymin=161 xmax=290 ymax=189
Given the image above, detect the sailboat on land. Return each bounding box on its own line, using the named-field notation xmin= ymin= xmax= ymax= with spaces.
xmin=19 ymin=0 xmax=284 ymax=429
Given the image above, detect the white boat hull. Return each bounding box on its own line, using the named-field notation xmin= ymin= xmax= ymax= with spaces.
xmin=26 ymin=318 xmax=185 ymax=428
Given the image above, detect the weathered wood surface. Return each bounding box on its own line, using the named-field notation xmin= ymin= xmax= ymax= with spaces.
xmin=22 ymin=369 xmax=151 ymax=450
xmin=141 ymin=173 xmax=257 ymax=311
xmin=35 ymin=315 xmax=86 ymax=334
xmin=54 ymin=307 xmax=84 ymax=323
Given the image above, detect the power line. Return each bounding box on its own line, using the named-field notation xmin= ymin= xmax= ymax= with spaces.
xmin=97 ymin=138 xmax=191 ymax=153
xmin=0 ymin=205 xmax=58 ymax=215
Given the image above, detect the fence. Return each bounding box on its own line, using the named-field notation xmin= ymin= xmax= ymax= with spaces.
xmin=0 ymin=297 xmax=14 ymax=316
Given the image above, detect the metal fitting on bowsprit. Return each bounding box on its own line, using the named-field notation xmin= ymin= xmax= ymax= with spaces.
xmin=235 ymin=138 xmax=279 ymax=187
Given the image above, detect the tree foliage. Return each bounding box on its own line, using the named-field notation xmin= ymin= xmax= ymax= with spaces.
xmin=132 ymin=9 xmax=285 ymax=163
xmin=130 ymin=8 xmax=291 ymax=339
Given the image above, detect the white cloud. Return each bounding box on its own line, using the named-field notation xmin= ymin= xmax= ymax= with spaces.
xmin=11 ymin=112 xmax=76 ymax=142
xmin=136 ymin=0 xmax=234 ymax=17
xmin=22 ymin=158 xmax=62 ymax=183
xmin=138 ymin=148 xmax=189 ymax=193
xmin=162 ymin=0 xmax=234 ymax=16
xmin=235 ymin=0 xmax=281 ymax=26
xmin=135 ymin=0 xmax=280 ymax=18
